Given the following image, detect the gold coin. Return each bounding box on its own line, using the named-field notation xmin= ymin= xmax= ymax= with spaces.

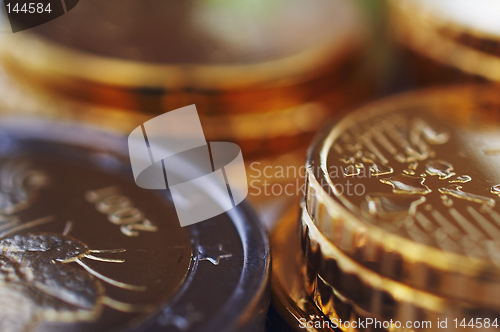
xmin=389 ymin=0 xmax=500 ymax=56
xmin=0 ymin=67 xmax=347 ymax=159
xmin=0 ymin=0 xmax=368 ymax=114
xmin=271 ymin=205 xmax=343 ymax=332
xmin=301 ymin=204 xmax=499 ymax=330
xmin=305 ymin=85 xmax=500 ymax=307
xmin=388 ymin=0 xmax=500 ymax=84
xmin=271 ymin=203 xmax=400 ymax=332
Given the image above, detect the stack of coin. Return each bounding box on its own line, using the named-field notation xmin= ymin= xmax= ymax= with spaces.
xmin=0 ymin=0 xmax=372 ymax=222
xmin=388 ymin=0 xmax=500 ymax=86
xmin=273 ymin=85 xmax=500 ymax=331
xmin=0 ymin=111 xmax=270 ymax=332
xmin=0 ymin=0 xmax=370 ymax=159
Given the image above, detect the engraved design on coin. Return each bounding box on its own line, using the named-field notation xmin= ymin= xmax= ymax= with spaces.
xmin=0 ymin=159 xmax=49 ymax=216
xmin=329 ymin=114 xmax=500 ymax=259
xmin=197 ymin=244 xmax=232 ymax=266
xmin=380 ymin=174 xmax=432 ymax=195
xmin=86 ymin=186 xmax=158 ymax=237
xmin=0 ymin=162 xmax=147 ymax=332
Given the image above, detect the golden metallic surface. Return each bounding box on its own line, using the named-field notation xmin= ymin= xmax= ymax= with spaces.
xmin=0 ymin=0 xmax=374 ymax=174
xmin=388 ymin=0 xmax=500 ymax=84
xmin=0 ymin=65 xmax=307 ymax=229
xmin=246 ymin=148 xmax=308 ymax=187
xmin=0 ymin=116 xmax=271 ymax=332
xmin=0 ymin=0 xmax=366 ymax=95
xmin=0 ymin=48 xmax=367 ymax=116
xmin=305 ymin=85 xmax=500 ymax=307
xmin=270 ymin=205 xmax=339 ymax=332
xmin=0 ymin=57 xmax=373 ymax=158
xmin=308 ymin=275 xmax=390 ymax=332
xmin=301 ymin=205 xmax=498 ymax=329
xmin=389 ymin=0 xmax=500 ymax=55
xmin=0 ymin=68 xmax=356 ymax=159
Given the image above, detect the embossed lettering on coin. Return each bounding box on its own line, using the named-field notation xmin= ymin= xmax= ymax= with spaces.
xmin=0 ymin=156 xmax=192 ymax=332
xmin=86 ymin=186 xmax=158 ymax=237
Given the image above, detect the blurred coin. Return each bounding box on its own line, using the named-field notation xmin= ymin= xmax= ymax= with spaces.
xmin=388 ymin=0 xmax=500 ymax=85
xmin=0 ymin=0 xmax=368 ymax=114
xmin=305 ymin=85 xmax=500 ymax=308
xmin=0 ymin=115 xmax=270 ymax=332
xmin=0 ymin=51 xmax=367 ymax=160
xmin=394 ymin=0 xmax=500 ymax=55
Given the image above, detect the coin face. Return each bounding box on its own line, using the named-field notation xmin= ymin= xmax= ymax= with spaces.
xmin=0 ymin=117 xmax=269 ymax=332
xmin=303 ymin=86 xmax=500 ymax=307
xmin=0 ymin=154 xmax=191 ymax=332
xmin=302 ymin=86 xmax=500 ymax=314
xmin=316 ymin=86 xmax=500 ymax=258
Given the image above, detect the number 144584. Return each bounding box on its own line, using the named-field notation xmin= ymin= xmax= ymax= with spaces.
xmin=5 ymin=3 xmax=52 ymax=13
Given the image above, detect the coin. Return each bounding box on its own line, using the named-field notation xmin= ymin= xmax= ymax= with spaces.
xmin=0 ymin=57 xmax=367 ymax=160
xmin=388 ymin=0 xmax=500 ymax=84
xmin=0 ymin=0 xmax=368 ymax=114
xmin=0 ymin=115 xmax=270 ymax=332
xmin=301 ymin=204 xmax=499 ymax=329
xmin=392 ymin=0 xmax=500 ymax=56
xmin=304 ymin=85 xmax=500 ymax=308
xmin=270 ymin=205 xmax=336 ymax=332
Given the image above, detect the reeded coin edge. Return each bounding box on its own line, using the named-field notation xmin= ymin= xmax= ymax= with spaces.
xmin=301 ymin=206 xmax=499 ymax=320
xmin=270 ymin=206 xmax=336 ymax=332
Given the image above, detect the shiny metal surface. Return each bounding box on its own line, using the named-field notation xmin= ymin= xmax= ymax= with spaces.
xmin=389 ymin=0 xmax=500 ymax=84
xmin=0 ymin=0 xmax=367 ymax=91
xmin=301 ymin=204 xmax=499 ymax=330
xmin=393 ymin=0 xmax=500 ymax=46
xmin=305 ymin=85 xmax=500 ymax=307
xmin=270 ymin=205 xmax=336 ymax=332
xmin=0 ymin=36 xmax=370 ymax=159
xmin=0 ymin=116 xmax=270 ymax=332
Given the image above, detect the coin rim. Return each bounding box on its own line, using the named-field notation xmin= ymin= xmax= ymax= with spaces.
xmin=304 ymin=85 xmax=500 ymax=302
xmin=0 ymin=116 xmax=271 ymax=332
